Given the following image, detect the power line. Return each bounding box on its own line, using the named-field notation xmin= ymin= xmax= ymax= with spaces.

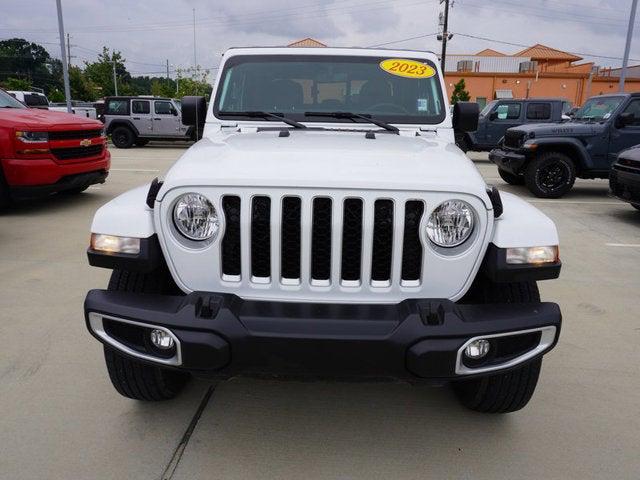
xmin=367 ymin=33 xmax=440 ymax=48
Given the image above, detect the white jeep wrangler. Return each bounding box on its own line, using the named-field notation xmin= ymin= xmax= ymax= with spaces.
xmin=85 ymin=47 xmax=562 ymax=413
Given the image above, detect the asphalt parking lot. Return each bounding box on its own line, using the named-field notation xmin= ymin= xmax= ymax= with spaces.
xmin=1 ymin=144 xmax=639 ymax=480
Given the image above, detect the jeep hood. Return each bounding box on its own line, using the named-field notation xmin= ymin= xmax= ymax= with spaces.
xmin=159 ymin=130 xmax=489 ymax=200
xmin=510 ymin=121 xmax=605 ymax=138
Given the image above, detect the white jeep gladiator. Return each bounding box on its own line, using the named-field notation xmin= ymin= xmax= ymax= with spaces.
xmin=84 ymin=47 xmax=562 ymax=413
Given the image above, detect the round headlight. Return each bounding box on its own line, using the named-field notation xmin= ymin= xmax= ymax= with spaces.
xmin=426 ymin=200 xmax=474 ymax=248
xmin=173 ymin=193 xmax=219 ymax=241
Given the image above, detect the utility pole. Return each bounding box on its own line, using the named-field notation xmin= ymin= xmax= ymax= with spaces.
xmin=66 ymin=33 xmax=72 ymax=70
xmin=619 ymin=0 xmax=638 ymax=92
xmin=166 ymin=59 xmax=170 ymax=87
xmin=192 ymin=8 xmax=197 ymax=69
xmin=112 ymin=60 xmax=118 ymax=96
xmin=439 ymin=0 xmax=451 ymax=74
xmin=55 ymin=0 xmax=72 ymax=113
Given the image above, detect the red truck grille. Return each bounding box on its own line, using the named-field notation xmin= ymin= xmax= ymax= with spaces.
xmin=48 ymin=129 xmax=103 ymax=141
xmin=51 ymin=144 xmax=104 ymax=160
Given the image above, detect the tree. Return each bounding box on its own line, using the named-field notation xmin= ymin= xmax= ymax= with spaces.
xmin=84 ymin=47 xmax=132 ymax=97
xmin=175 ymin=66 xmax=212 ymax=98
xmin=0 ymin=38 xmax=62 ymax=94
xmin=450 ymin=78 xmax=471 ymax=104
xmin=1 ymin=77 xmax=31 ymax=91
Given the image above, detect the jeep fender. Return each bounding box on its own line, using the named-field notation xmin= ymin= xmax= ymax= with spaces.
xmin=491 ymin=191 xmax=559 ymax=248
xmin=106 ymin=119 xmax=140 ymax=137
xmin=91 ymin=184 xmax=155 ymax=237
xmin=530 ymin=137 xmax=591 ymax=171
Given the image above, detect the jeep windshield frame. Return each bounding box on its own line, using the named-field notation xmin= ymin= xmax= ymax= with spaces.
xmin=572 ymin=95 xmax=624 ymax=122
xmin=213 ymin=54 xmax=446 ymax=126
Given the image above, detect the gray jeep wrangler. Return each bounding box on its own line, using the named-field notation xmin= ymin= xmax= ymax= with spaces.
xmin=489 ymin=93 xmax=640 ymax=198
xmin=102 ymin=96 xmax=195 ymax=148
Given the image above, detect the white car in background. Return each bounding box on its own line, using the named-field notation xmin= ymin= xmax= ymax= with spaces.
xmin=8 ymin=90 xmax=97 ymax=119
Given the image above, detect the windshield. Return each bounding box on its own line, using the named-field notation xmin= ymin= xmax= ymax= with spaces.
xmin=214 ymin=54 xmax=445 ymax=125
xmin=0 ymin=89 xmax=26 ymax=109
xmin=574 ymin=96 xmax=623 ymax=121
xmin=480 ymin=100 xmax=497 ymax=117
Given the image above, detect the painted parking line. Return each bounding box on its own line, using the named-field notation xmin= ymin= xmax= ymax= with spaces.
xmin=605 ymin=243 xmax=640 ymax=248
xmin=110 ymin=168 xmax=160 ymax=172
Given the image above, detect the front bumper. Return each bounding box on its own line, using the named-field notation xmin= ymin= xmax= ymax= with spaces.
xmin=609 ymin=167 xmax=640 ymax=205
xmin=85 ymin=290 xmax=561 ymax=382
xmin=9 ymin=169 xmax=109 ymax=199
xmin=489 ymin=148 xmax=528 ymax=174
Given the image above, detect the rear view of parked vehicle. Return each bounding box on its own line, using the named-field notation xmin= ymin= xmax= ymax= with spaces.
xmin=102 ymin=96 xmax=194 ymax=148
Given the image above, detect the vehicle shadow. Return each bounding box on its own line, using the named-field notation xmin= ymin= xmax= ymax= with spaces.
xmin=0 ymin=189 xmax=110 ymax=217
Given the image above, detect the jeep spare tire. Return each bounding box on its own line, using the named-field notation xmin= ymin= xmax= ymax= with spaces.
xmin=525 ymin=151 xmax=576 ymax=198
xmin=111 ymin=126 xmax=135 ymax=149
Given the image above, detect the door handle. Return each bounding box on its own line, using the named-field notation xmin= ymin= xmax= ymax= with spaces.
xmin=153 ymin=118 xmax=162 ymax=120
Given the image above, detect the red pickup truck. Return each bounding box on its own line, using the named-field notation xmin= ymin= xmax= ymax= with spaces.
xmin=0 ymin=88 xmax=110 ymax=208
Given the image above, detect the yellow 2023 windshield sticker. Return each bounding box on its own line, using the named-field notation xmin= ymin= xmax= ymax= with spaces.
xmin=380 ymin=59 xmax=436 ymax=79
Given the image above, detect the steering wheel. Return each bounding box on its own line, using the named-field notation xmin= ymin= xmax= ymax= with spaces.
xmin=368 ymin=103 xmax=410 ymax=114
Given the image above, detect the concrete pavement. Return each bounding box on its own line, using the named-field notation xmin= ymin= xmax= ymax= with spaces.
xmin=1 ymin=146 xmax=638 ymax=479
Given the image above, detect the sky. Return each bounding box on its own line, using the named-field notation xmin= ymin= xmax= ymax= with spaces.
xmin=1 ymin=0 xmax=638 ymax=79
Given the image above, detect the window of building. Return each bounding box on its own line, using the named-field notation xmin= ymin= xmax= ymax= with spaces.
xmin=132 ymin=100 xmax=150 ymax=114
xmin=526 ymin=102 xmax=552 ymax=120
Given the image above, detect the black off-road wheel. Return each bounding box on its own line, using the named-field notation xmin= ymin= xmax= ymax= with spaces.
xmin=453 ymin=280 xmax=544 ymax=413
xmin=524 ymin=151 xmax=576 ymax=198
xmin=111 ymin=126 xmax=136 ymax=149
xmin=498 ymin=168 xmax=525 ymax=185
xmin=103 ymin=268 xmax=189 ymax=401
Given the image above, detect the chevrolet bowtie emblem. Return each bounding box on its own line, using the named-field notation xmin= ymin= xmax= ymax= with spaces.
xmin=80 ymin=138 xmax=91 ymax=147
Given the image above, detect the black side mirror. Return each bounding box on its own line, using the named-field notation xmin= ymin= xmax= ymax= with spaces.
xmin=181 ymin=96 xmax=207 ymax=128
xmin=616 ymin=112 xmax=634 ymax=128
xmin=489 ymin=111 xmax=498 ymax=121
xmin=172 ymin=108 xmax=179 ymax=116
xmin=453 ymin=101 xmax=479 ymax=132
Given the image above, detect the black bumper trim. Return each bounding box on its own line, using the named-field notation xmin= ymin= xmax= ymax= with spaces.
xmin=10 ymin=169 xmax=108 ymax=199
xmin=85 ymin=290 xmax=561 ymax=381
xmin=489 ymin=148 xmax=528 ymax=174
xmin=609 ymin=167 xmax=640 ymax=205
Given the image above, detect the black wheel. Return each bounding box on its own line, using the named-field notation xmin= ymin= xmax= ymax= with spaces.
xmin=135 ymin=139 xmax=149 ymax=147
xmin=454 ymin=280 xmax=544 ymax=413
xmin=103 ymin=268 xmax=189 ymax=401
xmin=111 ymin=126 xmax=135 ymax=149
xmin=498 ymin=168 xmax=525 ymax=185
xmin=524 ymin=151 xmax=576 ymax=198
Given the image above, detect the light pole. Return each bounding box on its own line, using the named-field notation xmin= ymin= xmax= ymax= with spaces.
xmin=55 ymin=0 xmax=72 ymax=112
xmin=619 ymin=0 xmax=638 ymax=92
xmin=112 ymin=60 xmax=118 ymax=96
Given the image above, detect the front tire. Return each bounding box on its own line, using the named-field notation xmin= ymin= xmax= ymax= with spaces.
xmin=524 ymin=151 xmax=576 ymax=198
xmin=498 ymin=168 xmax=525 ymax=185
xmin=454 ymin=280 xmax=544 ymax=413
xmin=111 ymin=126 xmax=135 ymax=149
xmin=103 ymin=268 xmax=189 ymax=401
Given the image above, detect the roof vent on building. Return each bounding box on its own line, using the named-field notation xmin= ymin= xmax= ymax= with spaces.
xmin=457 ymin=60 xmax=474 ymax=72
xmin=519 ymin=61 xmax=538 ymax=73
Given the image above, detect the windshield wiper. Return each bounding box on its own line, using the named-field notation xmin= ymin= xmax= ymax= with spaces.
xmin=304 ymin=111 xmax=400 ymax=134
xmin=218 ymin=111 xmax=307 ymax=129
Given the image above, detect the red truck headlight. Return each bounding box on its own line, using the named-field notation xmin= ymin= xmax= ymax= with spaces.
xmin=14 ymin=130 xmax=50 ymax=157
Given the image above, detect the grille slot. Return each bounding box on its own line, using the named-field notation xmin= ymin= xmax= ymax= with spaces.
xmin=281 ymin=197 xmax=301 ymax=280
xmin=401 ymin=201 xmax=425 ymax=282
xmin=504 ymin=130 xmax=526 ymax=149
xmin=311 ymin=197 xmax=332 ymax=282
xmin=341 ymin=198 xmax=363 ymax=282
xmin=51 ymin=144 xmax=103 ymax=160
xmin=48 ymin=129 xmax=103 ymax=140
xmin=251 ymin=196 xmax=271 ymax=279
xmin=371 ymin=200 xmax=394 ymax=282
xmin=221 ymin=196 xmax=241 ymax=277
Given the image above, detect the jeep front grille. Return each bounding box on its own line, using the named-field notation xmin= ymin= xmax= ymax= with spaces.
xmin=220 ymin=194 xmax=424 ymax=286
xmin=504 ymin=130 xmax=527 ymax=149
xmin=159 ymin=188 xmax=489 ymax=303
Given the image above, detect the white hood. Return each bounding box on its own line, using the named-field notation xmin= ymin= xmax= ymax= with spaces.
xmin=159 ymin=129 xmax=489 ymax=201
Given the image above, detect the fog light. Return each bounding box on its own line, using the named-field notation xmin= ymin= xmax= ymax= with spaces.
xmin=90 ymin=233 xmax=141 ymax=254
xmin=150 ymin=329 xmax=175 ymax=350
xmin=464 ymin=339 xmax=490 ymax=359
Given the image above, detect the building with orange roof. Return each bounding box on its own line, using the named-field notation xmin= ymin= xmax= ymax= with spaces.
xmin=444 ymin=44 xmax=640 ymax=108
xmin=288 ymin=38 xmax=327 ymax=48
